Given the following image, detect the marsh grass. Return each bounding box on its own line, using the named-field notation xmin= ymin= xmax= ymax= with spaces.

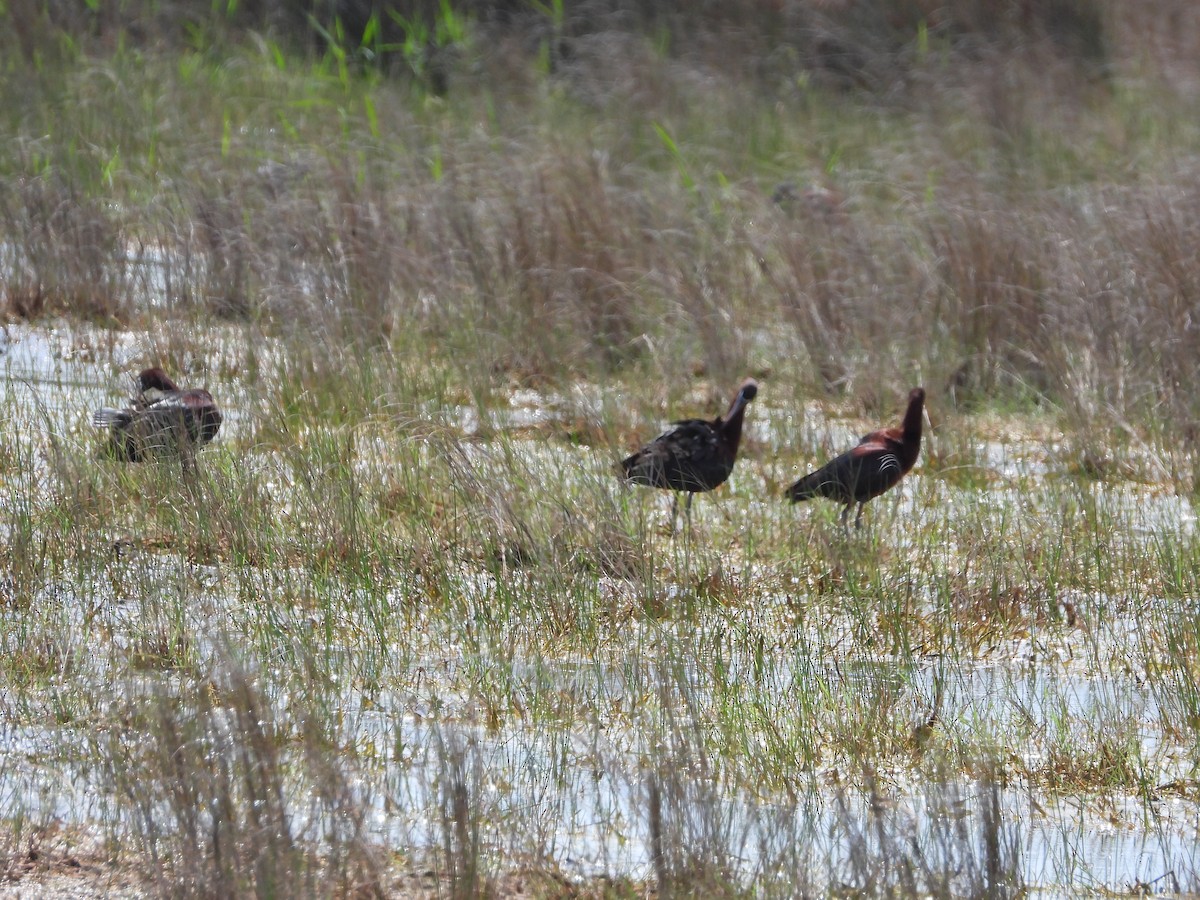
xmin=2 ymin=0 xmax=1200 ymax=894
xmin=104 ymin=656 xmax=390 ymax=898
xmin=834 ymin=764 xmax=1021 ymax=899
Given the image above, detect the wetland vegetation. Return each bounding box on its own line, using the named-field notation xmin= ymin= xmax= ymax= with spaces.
xmin=2 ymin=0 xmax=1200 ymax=895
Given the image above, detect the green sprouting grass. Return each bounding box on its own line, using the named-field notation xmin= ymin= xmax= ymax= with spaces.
xmin=3 ymin=3 xmax=1200 ymax=893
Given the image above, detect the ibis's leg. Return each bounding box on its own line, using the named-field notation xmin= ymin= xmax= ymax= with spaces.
xmin=176 ymin=418 xmax=198 ymax=478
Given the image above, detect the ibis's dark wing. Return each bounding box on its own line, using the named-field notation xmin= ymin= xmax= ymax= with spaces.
xmin=622 ymin=418 xmax=733 ymax=493
xmin=144 ymin=391 xmax=223 ymax=445
xmin=787 ymin=438 xmax=904 ymax=504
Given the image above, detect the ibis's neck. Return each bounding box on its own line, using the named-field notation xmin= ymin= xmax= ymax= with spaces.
xmin=900 ymin=394 xmax=924 ymax=467
xmin=720 ymin=395 xmax=750 ymax=449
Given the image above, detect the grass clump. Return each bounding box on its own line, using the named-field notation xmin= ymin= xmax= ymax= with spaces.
xmin=105 ymin=657 xmax=389 ymax=897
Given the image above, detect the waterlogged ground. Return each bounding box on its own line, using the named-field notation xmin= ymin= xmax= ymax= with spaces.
xmin=2 ymin=323 xmax=1199 ymax=896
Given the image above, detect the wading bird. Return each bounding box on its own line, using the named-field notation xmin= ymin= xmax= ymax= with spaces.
xmin=621 ymin=378 xmax=758 ymax=529
xmin=786 ymin=387 xmax=925 ymax=529
xmin=93 ymin=367 xmax=223 ymax=471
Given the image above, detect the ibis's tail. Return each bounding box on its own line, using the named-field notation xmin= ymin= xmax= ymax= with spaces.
xmin=92 ymin=408 xmax=132 ymax=429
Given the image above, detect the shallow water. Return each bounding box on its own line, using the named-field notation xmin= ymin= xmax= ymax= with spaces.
xmin=1 ymin=324 xmax=1198 ymax=893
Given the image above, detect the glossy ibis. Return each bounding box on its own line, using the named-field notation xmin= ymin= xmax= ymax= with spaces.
xmin=786 ymin=387 xmax=925 ymax=529
xmin=622 ymin=378 xmax=758 ymax=528
xmin=93 ymin=367 xmax=223 ymax=471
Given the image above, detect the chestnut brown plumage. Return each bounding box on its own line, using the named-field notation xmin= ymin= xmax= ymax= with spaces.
xmin=93 ymin=367 xmax=223 ymax=470
xmin=786 ymin=387 xmax=925 ymax=529
xmin=622 ymin=378 xmax=758 ymax=527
